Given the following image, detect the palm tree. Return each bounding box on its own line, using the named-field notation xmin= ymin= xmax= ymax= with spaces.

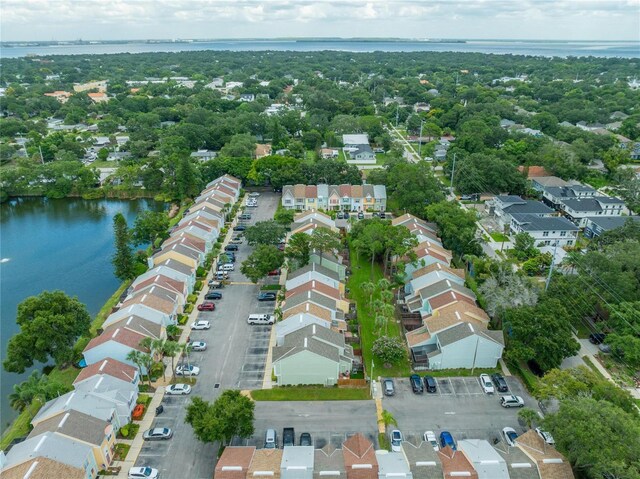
xmin=375 ymin=315 xmax=388 ymax=337
xmin=163 ymin=340 xmax=181 ymax=380
xmin=372 ymin=299 xmax=384 ymax=315
xmin=361 ymin=281 xmax=375 ymax=310
xmin=140 ymin=353 xmax=154 ymax=387
xmin=377 ymin=278 xmax=391 ymax=291
xmin=380 ymin=289 xmax=394 ymax=305
xmin=151 ymin=339 xmax=167 ymax=379
xmin=179 ymin=342 xmax=193 ymax=369
xmin=518 ymin=408 xmax=540 ymax=429
xmin=9 ymin=371 xmax=46 ymax=412
xmin=379 ymin=409 xmax=398 ymax=429
xmin=126 ymin=350 xmax=147 ymax=384
xmin=380 ymin=303 xmax=396 ymax=335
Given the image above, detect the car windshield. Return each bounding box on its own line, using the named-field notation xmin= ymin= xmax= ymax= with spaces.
xmin=143 ymin=467 xmax=153 ymax=476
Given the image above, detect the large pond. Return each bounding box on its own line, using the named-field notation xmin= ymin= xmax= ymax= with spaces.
xmin=0 ymin=197 xmax=164 ymax=432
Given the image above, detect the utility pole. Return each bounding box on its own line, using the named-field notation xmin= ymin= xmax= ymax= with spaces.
xmin=395 ymin=104 xmax=399 ymax=128
xmin=418 ymin=120 xmax=424 ymax=160
xmin=545 ymin=241 xmax=559 ymax=291
xmin=449 ymin=153 xmax=456 ymax=195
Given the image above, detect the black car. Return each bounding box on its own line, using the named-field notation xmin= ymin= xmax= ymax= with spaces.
xmin=299 ymin=432 xmax=312 ymax=446
xmin=491 ymin=373 xmax=509 ymax=392
xmin=233 ymin=225 xmax=246 ymax=231
xmin=258 ymin=292 xmax=277 ymax=302
xmin=239 ymin=213 xmax=252 ymax=220
xmin=423 ymin=375 xmax=437 ymax=393
xmin=283 ymin=427 xmax=295 ymax=447
xmin=224 ymin=244 xmax=239 ymax=252
xmin=589 ymin=333 xmax=606 ymax=344
xmin=410 ymin=374 xmax=424 ymax=394
xmin=343 ymin=212 xmax=350 ymax=219
xmin=357 ymin=212 xmax=364 ymax=219
xmin=205 ymin=292 xmax=222 ymax=300
xmin=380 ymin=211 xmax=386 ymax=219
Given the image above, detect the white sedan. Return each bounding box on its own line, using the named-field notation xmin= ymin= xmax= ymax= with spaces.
xmin=189 ymin=341 xmax=207 ymax=351
xmin=480 ymin=374 xmax=495 ymax=394
xmin=423 ymin=431 xmax=439 ymax=451
xmin=175 ymin=364 xmax=200 ymax=376
xmin=165 ymin=383 xmax=192 ymax=395
xmin=191 ymin=320 xmax=211 ymax=330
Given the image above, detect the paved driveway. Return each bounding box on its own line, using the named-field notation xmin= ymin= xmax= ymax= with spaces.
xmin=381 ymin=375 xmax=539 ymax=447
xmin=135 ymin=192 xmax=280 ymax=479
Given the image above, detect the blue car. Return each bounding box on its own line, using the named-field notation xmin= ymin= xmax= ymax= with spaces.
xmin=439 ymin=431 xmax=456 ymax=451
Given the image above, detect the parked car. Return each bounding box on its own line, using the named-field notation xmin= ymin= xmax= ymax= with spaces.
xmin=337 ymin=211 xmax=345 ymax=219
xmin=188 ymin=341 xmax=207 ymax=351
xmin=589 ymin=333 xmax=606 ymax=344
xmin=204 ymin=292 xmax=222 ymax=300
xmin=500 ymin=395 xmax=524 ymax=408
xmin=343 ymin=212 xmax=350 ymax=219
xmin=598 ymin=343 xmax=612 ymax=353
xmin=143 ymin=427 xmax=173 ymax=441
xmin=535 ymin=427 xmax=555 ymax=445
xmin=439 ymin=431 xmax=456 ymax=450
xmin=239 ymin=213 xmax=252 ymax=220
xmin=249 ymin=192 xmax=260 ymax=197
xmin=215 ymin=271 xmax=229 ymax=280
xmin=264 ymin=429 xmax=278 ymax=449
xmin=357 ymin=211 xmax=364 ymax=219
xmin=480 ymin=374 xmax=495 ymax=394
xmin=191 ymin=320 xmax=211 ymax=329
xmin=208 ymin=280 xmax=224 ymax=289
xmin=299 ymin=432 xmax=312 ymax=446
xmin=383 ymin=379 xmax=395 ymax=396
xmin=128 ymin=467 xmax=159 ymax=479
xmin=390 ymin=430 xmax=403 ymax=452
xmin=410 ymin=374 xmax=424 ymax=394
xmin=166 ymin=383 xmax=192 ymax=395
xmin=423 ymin=375 xmax=437 ymax=393
xmin=268 ymin=269 xmax=281 ymax=276
xmin=197 ymin=303 xmax=215 ymax=312
xmin=283 ymin=427 xmax=295 ymax=447
xmin=230 ymin=238 xmax=243 ymax=245
xmin=175 ymin=364 xmax=200 ymax=376
xmin=258 ymin=292 xmax=277 ymax=302
xmin=491 ymin=373 xmax=509 ymax=392
xmin=233 ymin=225 xmax=246 ymax=231
xmin=379 ymin=211 xmax=386 ymax=219
xmin=423 ymin=431 xmax=439 ymax=451
xmin=372 ymin=212 xmax=380 ymax=218
xmin=225 ymin=244 xmax=239 ymax=251
xmin=502 ymin=427 xmax=518 ymax=447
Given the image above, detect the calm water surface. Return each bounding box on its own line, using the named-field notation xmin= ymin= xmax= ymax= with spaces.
xmin=0 ymin=197 xmax=164 ymax=432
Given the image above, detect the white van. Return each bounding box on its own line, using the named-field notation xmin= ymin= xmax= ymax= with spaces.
xmin=247 ymin=314 xmax=275 ymax=325
xmin=218 ymin=263 xmax=235 ymax=272
xmin=215 ymin=271 xmax=229 ymax=280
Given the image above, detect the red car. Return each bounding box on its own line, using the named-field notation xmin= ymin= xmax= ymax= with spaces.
xmin=268 ymin=269 xmax=281 ymax=276
xmin=197 ymin=302 xmax=215 ymax=311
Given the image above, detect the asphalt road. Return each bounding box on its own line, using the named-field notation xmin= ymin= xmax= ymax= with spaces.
xmin=135 ymin=191 xmax=281 ymax=479
xmin=381 ymin=375 xmax=540 ymax=448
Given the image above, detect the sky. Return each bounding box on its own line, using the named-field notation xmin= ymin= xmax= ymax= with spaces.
xmin=1 ymin=0 xmax=639 ymax=42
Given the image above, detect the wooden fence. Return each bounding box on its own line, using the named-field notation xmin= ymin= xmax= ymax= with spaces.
xmin=338 ymin=378 xmax=368 ymax=388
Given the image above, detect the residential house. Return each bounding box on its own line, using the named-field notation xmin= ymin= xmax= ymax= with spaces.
xmin=72 ymin=374 xmax=138 ymax=420
xmin=162 ymin=234 xmax=210 ymax=260
xmin=82 ymin=325 xmax=148 ymax=372
xmin=97 ymin=313 xmax=164 ymax=342
xmin=510 ymin=214 xmax=579 ymax=247
xmin=73 ymin=80 xmax=107 ymax=92
xmin=0 ymin=432 xmax=98 ymax=479
xmin=375 ymin=451 xmax=412 ymax=479
xmin=309 ymin=252 xmax=348 ymax=281
xmin=0 ymin=456 xmax=87 ymax=479
xmin=240 ymin=93 xmax=256 ymax=102
xmin=403 ymin=263 xmax=466 ymax=297
xmin=584 ymin=216 xmax=640 ymax=238
xmin=150 ymin=258 xmax=196 ymax=289
xmin=150 ymin=242 xmax=203 ymax=270
xmin=275 ymin=313 xmax=330 ymax=346
xmin=256 ymin=143 xmax=273 ymax=158
xmin=347 ymin=144 xmax=376 ymax=164
xmin=372 ymin=185 xmax=387 ymax=212
xmin=171 ymin=220 xmax=219 ymax=245
xmin=314 ymin=444 xmax=346 ymax=479
xmin=272 ymin=324 xmax=354 ymax=386
xmin=44 ymin=91 xmax=72 ymax=103
xmin=414 ymin=102 xmax=431 ymax=113
xmin=631 ymin=142 xmax=640 ymax=160
xmin=286 ymin=263 xmax=343 ymax=293
xmin=292 ymin=210 xmax=337 ymax=231
xmin=283 ymin=183 xmax=386 ymax=212
xmin=320 ymin=148 xmax=339 ymax=159
xmin=133 ymin=264 xmax=195 ymax=294
xmin=290 ymin=220 xmax=340 ymax=237
xmin=205 ymin=78 xmax=224 ymax=89
xmin=282 ymin=292 xmax=346 ymax=330
xmin=286 ymin=280 xmax=350 ymax=313
xmin=118 ymin=289 xmax=179 ymax=325
xmin=457 ymin=440 xmax=509 ymax=479
xmin=88 ymin=92 xmax=109 ymax=103
xmin=190 ymin=150 xmax=218 ymax=162
xmin=530 ymin=176 xmax=571 ymax=193
xmin=28 ymin=410 xmax=116 ymax=471
xmin=490 ymin=196 xmax=555 ymax=228
xmin=400 ymin=440 xmax=443 ymax=479
xmin=559 ymin=196 xmax=626 ymax=228
xmin=403 ymin=242 xmax=453 ymax=280
xmin=342 ymin=434 xmax=378 ymax=479
xmin=281 ymin=446 xmax=315 ymax=479
xmin=362 ymin=185 xmax=376 ymax=211
xmin=343 ymin=134 xmax=370 ymax=148
xmin=438 ymin=446 xmax=478 ymax=479
xmin=492 ymin=444 xmax=539 ymax=479
xmin=304 ymin=186 xmax=318 ymax=211
xmin=404 ymin=280 xmax=477 ymax=318
xmin=515 ymin=430 xmax=574 ymax=479
xmin=541 ymin=184 xmax=597 ymax=209
xmin=248 ymin=449 xmax=283 ymax=479
xmin=73 ymin=358 xmax=139 ymax=391
xmin=215 ymin=446 xmax=256 ymax=479
xmin=517 ymin=166 xmax=551 ymax=178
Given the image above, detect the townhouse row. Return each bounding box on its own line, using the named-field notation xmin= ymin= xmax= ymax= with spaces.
xmin=0 ymin=174 xmax=243 ymax=479
xmin=271 ymin=211 xmax=357 ymax=386
xmin=214 ymin=431 xmax=574 ymax=479
xmin=281 ymin=184 xmax=387 ymax=212
xmin=392 ymin=214 xmax=505 ymax=370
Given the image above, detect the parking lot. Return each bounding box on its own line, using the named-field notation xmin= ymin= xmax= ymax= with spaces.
xmin=135 ymin=191 xmax=281 ymax=479
xmin=381 ymin=375 xmax=539 ymax=447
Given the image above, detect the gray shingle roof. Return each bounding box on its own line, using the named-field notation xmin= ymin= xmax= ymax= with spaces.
xmin=284 ymin=290 xmax=338 ymax=312
xmin=2 ymin=432 xmax=93 ymax=470
xmin=29 ymin=410 xmax=107 ymax=446
xmin=511 ymin=214 xmax=579 ymax=232
xmin=314 ymin=445 xmax=346 ymax=479
xmin=401 ymin=441 xmax=443 ymax=479
xmin=561 ymin=197 xmax=624 ymax=213
xmin=586 ymin=216 xmax=640 ymax=231
xmin=416 ymin=279 xmax=475 ymax=302
xmin=493 ymin=444 xmax=539 ymax=479
xmin=503 ymin=201 xmax=554 ymax=215
xmin=273 ymin=324 xmax=352 ymax=363
xmin=436 ymin=322 xmax=475 ymax=347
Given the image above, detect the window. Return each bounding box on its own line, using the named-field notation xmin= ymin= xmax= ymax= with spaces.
xmin=567 ymin=240 xmax=573 ymax=245
xmin=560 ymin=231 xmax=566 ymax=237
xmin=284 ymin=199 xmax=292 ymax=205
xmin=308 ymin=198 xmax=315 ymax=203
xmin=542 ymin=231 xmax=549 ymax=237
xmin=544 ymin=240 xmax=551 ymax=245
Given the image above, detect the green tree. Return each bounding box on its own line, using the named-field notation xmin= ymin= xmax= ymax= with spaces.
xmin=97 ymin=148 xmax=109 ymax=161
xmin=112 ymin=212 xmax=135 ymax=281
xmin=273 ymin=208 xmax=295 ymax=226
xmin=174 ymin=156 xmax=202 ymax=200
xmin=361 ymin=281 xmax=376 ymax=311
xmin=220 ymin=134 xmax=256 ymax=158
xmin=3 ymin=291 xmax=91 ymax=373
xmin=513 ymin=232 xmax=538 ymax=261
xmin=371 ymin=336 xmax=406 ymax=366
xmin=386 ymin=161 xmax=445 ymax=215
xmin=131 ymin=210 xmax=169 ymax=246
xmin=285 ymin=232 xmax=311 ymax=269
xmin=185 ymin=391 xmax=255 ymax=445
xmin=309 ymin=227 xmax=342 ymax=266
xmin=517 ymin=408 xmax=540 ymax=429
xmin=244 ymin=220 xmax=286 ymax=246
xmin=241 ymin=245 xmax=285 ymax=283
xmin=544 ymin=398 xmax=640 ymax=479
xmin=503 ymin=299 xmax=580 ymax=372
xmin=9 ymin=370 xmax=72 ymax=412
xmin=424 ymin=201 xmax=481 ymax=258
xmin=162 ymin=340 xmax=182 ymax=379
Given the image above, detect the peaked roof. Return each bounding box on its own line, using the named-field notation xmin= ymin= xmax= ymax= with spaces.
xmin=288 ymin=263 xmax=340 ymax=282
xmin=73 ymin=357 xmax=138 ymax=385
xmin=516 ymin=430 xmax=574 ymax=479
xmin=0 ymin=456 xmax=85 ymax=479
xmin=29 ymin=409 xmax=109 ymax=446
xmin=437 ymin=446 xmax=478 ymax=478
xmin=215 ymin=446 xmax=256 ymax=479
xmin=273 ymin=323 xmax=352 ymax=363
xmin=343 ymin=433 xmax=375 ymax=461
xmin=412 ymin=263 xmax=465 ymax=281
xmin=84 ymin=324 xmax=147 ymax=353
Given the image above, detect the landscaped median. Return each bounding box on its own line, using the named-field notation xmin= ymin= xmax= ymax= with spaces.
xmin=250 ymin=386 xmax=371 ymax=401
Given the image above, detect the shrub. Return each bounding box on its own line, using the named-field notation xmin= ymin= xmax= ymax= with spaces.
xmin=372 ymin=337 xmax=406 ymax=365
xmin=184 ymin=304 xmax=194 ymax=314
xmin=194 ymin=280 xmax=203 ymax=292
xmin=196 ymin=267 xmax=206 ymax=278
xmin=187 ymin=294 xmax=198 ymax=303
xmin=178 ymin=314 xmax=188 ymax=325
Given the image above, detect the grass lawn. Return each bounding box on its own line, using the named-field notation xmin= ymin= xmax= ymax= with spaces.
xmin=48 ymin=365 xmax=81 ymax=385
xmin=88 ymin=160 xmax=118 ymax=168
xmin=90 ymin=280 xmax=132 ymax=335
xmin=489 ymin=232 xmax=510 ymax=242
xmin=251 ymin=387 xmax=370 ymax=401
xmin=0 ymin=401 xmax=40 ymax=450
xmin=582 ymin=356 xmax=605 ymax=378
xmin=347 ymin=245 xmax=413 ymax=378
xmin=113 ymin=443 xmax=131 ymax=461
xmin=375 ymin=152 xmax=389 ymax=165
